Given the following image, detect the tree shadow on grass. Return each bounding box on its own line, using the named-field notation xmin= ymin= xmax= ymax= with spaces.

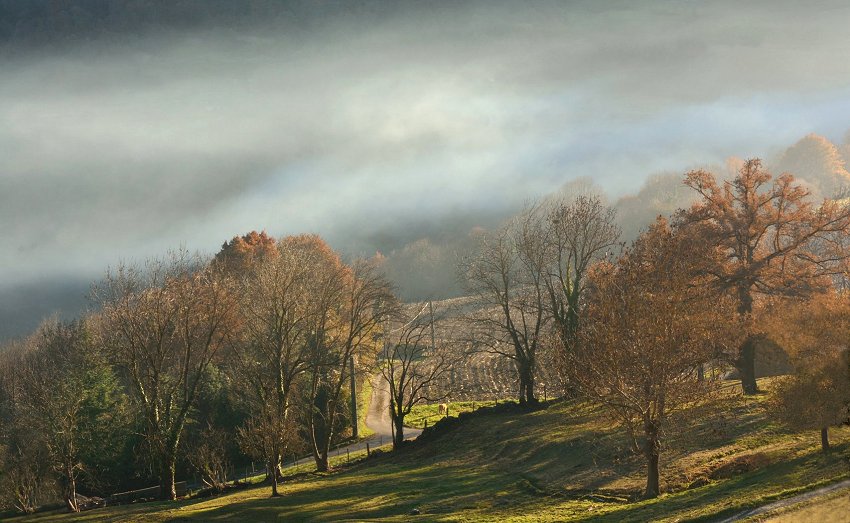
xmin=581 ymin=443 xmax=849 ymax=523
xmin=160 ymin=462 xmax=516 ymax=522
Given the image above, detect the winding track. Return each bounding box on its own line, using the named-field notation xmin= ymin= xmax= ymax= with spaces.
xmin=716 ymin=478 xmax=850 ymax=522
xmin=279 ymin=373 xmax=422 ymax=470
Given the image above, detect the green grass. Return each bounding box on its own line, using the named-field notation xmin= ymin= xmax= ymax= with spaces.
xmin=231 ymin=441 xmax=395 ymax=488
xmin=406 ymin=400 xmax=502 ymax=429
xmin=12 ymin=378 xmax=850 ymax=522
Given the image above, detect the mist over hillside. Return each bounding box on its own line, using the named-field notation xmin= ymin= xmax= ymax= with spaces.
xmin=376 ymin=132 xmax=850 ymax=302
xmin=3 ymin=1 xmax=850 ymax=341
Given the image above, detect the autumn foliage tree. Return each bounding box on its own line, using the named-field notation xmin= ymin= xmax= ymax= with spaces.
xmin=773 ymin=352 xmax=850 ymax=452
xmin=225 ymin=236 xmax=318 ymax=496
xmin=568 ymin=218 xmax=736 ymax=498
xmin=766 ymin=291 xmax=850 ymax=451
xmin=306 ymin=259 xmax=394 ymax=471
xmin=213 ymin=230 xmax=278 ymax=273
xmin=679 ymin=159 xmax=850 ymax=393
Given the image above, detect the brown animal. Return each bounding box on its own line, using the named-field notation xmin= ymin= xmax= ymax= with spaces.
xmin=438 ymin=403 xmax=448 ymax=416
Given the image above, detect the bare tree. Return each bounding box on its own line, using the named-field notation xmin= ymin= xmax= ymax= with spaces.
xmin=544 ymin=195 xmax=620 ymax=381
xmin=460 ymin=208 xmax=549 ymax=404
xmin=15 ymin=321 xmax=99 ymax=511
xmin=679 ymin=159 xmax=850 ymax=393
xmin=0 ymin=338 xmax=56 ymax=514
xmin=185 ymin=423 xmax=232 ymax=492
xmin=380 ymin=304 xmax=455 ymax=448
xmin=95 ymin=251 xmax=237 ymax=500
xmin=236 ymin=404 xmax=303 ymax=488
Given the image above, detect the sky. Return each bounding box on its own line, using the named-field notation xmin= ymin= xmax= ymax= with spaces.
xmin=2 ymin=0 xmax=850 ymax=340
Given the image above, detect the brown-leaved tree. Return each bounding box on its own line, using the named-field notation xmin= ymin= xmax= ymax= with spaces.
xmin=679 ymin=159 xmax=850 ymax=393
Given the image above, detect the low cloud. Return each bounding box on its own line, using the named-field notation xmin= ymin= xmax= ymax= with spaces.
xmin=3 ymin=0 xmax=850 ymax=338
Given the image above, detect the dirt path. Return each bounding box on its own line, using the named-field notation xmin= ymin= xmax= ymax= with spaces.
xmin=364 ymin=372 xmax=423 ymax=443
xmin=277 ymin=373 xmax=421 ymax=470
xmin=717 ymin=478 xmax=850 ymax=522
xmin=201 ymin=375 xmax=425 ymax=486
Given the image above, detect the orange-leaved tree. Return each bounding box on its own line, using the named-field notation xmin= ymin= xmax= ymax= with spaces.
xmin=569 ymin=218 xmax=737 ymax=498
xmin=213 ymin=230 xmax=278 ymax=273
xmin=678 ymin=159 xmax=850 ymax=394
xmin=765 ymin=291 xmax=850 ymax=451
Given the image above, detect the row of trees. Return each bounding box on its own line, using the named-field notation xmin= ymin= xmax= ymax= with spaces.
xmin=462 ymin=159 xmax=850 ymax=497
xmin=0 ymin=232 xmax=454 ymax=512
xmin=3 ymin=157 xmax=850 ymax=507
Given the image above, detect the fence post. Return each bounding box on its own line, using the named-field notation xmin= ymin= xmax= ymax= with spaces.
xmin=366 ymin=442 xmax=371 ymax=457
xmin=347 ymin=448 xmax=350 ymax=463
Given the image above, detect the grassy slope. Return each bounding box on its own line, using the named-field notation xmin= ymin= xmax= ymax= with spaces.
xmin=407 ymin=400 xmax=500 ymax=429
xmin=15 ymin=378 xmax=850 ymax=522
xmin=758 ymin=487 xmax=850 ymax=522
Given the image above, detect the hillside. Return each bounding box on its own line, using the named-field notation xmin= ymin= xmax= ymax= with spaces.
xmin=12 ymin=378 xmax=849 ymax=522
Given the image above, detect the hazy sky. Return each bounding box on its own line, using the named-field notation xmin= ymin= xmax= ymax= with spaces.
xmin=2 ymin=0 xmax=850 ymax=338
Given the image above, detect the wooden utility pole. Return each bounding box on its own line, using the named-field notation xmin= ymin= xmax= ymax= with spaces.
xmin=349 ymin=355 xmax=358 ymax=439
xmin=429 ymin=301 xmax=436 ymax=353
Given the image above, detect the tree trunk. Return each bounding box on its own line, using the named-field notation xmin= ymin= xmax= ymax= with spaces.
xmin=518 ymin=361 xmax=537 ymax=405
xmin=393 ymin=415 xmax=405 ymax=449
xmin=644 ymin=421 xmax=660 ymax=499
xmin=315 ymin=449 xmax=329 ymax=472
xmin=737 ymin=337 xmax=759 ymax=395
xmin=159 ymin=457 xmax=177 ymax=501
xmin=645 ymin=450 xmax=660 ymax=499
xmin=270 ymin=457 xmax=280 ymax=497
xmin=312 ymin=427 xmax=330 ymax=472
xmin=65 ymin=469 xmax=79 ymax=512
xmin=736 ymin=286 xmax=759 ymax=395
xmin=821 ymin=427 xmax=830 ymax=452
xmin=350 ymin=355 xmax=359 ymax=439
xmin=526 ymin=371 xmax=536 ymax=404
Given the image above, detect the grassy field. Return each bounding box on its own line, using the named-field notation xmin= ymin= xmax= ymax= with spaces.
xmin=11 ymin=378 xmax=850 ymax=522
xmin=406 ymin=400 xmax=500 ymax=429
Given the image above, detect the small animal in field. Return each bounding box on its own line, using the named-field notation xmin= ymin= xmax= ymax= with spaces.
xmin=438 ymin=403 xmax=448 ymax=416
